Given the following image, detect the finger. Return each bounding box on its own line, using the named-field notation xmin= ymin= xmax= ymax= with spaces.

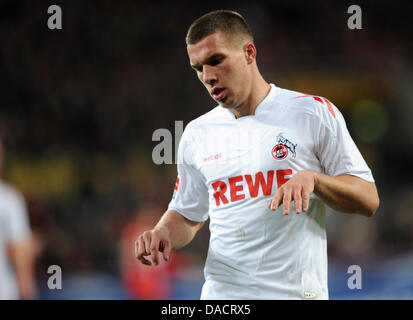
xmin=302 ymin=189 xmax=310 ymax=212
xmin=140 ymin=256 xmax=151 ymax=265
xmin=137 ymin=237 xmax=151 ymax=265
xmin=160 ymin=240 xmax=171 ymax=262
xmin=135 ymin=236 xmax=146 ymax=258
xmin=283 ymin=188 xmax=292 ymax=215
xmin=135 ymin=237 xmax=142 ymax=259
xmin=270 ymin=190 xmax=283 ymax=211
xmin=293 ymin=187 xmax=302 ymax=214
xmin=142 ymin=232 xmax=151 ymax=256
xmin=134 ymin=238 xmax=139 ymax=259
xmin=150 ymin=235 xmax=160 ymax=266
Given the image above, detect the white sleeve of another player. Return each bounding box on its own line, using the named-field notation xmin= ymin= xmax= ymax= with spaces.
xmin=316 ymin=103 xmax=374 ymax=182
xmin=168 ymin=125 xmax=209 ymax=222
xmin=5 ymin=190 xmax=31 ymax=243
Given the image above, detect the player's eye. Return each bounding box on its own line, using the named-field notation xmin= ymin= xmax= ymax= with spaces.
xmin=209 ymin=57 xmax=223 ymax=66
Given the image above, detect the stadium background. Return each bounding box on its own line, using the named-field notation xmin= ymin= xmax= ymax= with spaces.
xmin=1 ymin=0 xmax=412 ymax=299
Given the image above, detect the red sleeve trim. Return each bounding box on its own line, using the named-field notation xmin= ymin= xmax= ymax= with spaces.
xmin=293 ymin=94 xmax=336 ymax=118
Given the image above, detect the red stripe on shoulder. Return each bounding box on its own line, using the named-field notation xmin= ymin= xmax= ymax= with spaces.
xmin=320 ymin=97 xmax=336 ymax=118
xmin=292 ymin=94 xmax=336 ymax=118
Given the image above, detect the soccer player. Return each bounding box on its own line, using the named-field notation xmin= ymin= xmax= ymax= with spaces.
xmin=135 ymin=10 xmax=379 ymax=299
xmin=0 ymin=138 xmax=37 ymax=299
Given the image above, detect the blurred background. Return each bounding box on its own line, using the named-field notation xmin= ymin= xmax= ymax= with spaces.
xmin=0 ymin=0 xmax=412 ymax=299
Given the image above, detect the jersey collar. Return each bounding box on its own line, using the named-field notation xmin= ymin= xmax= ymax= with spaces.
xmin=218 ymin=83 xmax=279 ymax=120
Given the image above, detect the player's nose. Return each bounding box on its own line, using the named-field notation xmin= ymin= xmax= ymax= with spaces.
xmin=202 ymin=65 xmax=217 ymax=85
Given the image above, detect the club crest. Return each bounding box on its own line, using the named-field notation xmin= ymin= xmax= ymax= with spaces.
xmin=272 ymin=133 xmax=297 ymax=160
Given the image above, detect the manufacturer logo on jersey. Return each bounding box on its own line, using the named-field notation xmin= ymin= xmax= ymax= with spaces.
xmin=202 ymin=153 xmax=222 ymax=163
xmin=272 ymin=133 xmax=297 ymax=160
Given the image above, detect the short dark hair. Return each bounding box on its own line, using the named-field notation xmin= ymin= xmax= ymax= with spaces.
xmin=186 ymin=10 xmax=254 ymax=46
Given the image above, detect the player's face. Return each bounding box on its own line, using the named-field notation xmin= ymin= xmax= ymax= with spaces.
xmin=187 ymin=31 xmax=252 ymax=109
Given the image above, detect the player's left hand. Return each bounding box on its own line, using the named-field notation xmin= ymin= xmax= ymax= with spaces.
xmin=268 ymin=170 xmax=317 ymax=215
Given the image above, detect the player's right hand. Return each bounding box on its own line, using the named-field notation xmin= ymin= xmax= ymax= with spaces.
xmin=135 ymin=228 xmax=171 ymax=266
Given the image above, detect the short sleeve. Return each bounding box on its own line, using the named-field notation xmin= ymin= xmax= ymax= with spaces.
xmin=168 ymin=123 xmax=209 ymax=222
xmin=316 ymin=102 xmax=374 ymax=182
xmin=3 ymin=189 xmax=31 ymax=243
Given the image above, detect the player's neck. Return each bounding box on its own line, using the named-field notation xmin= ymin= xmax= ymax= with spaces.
xmin=230 ymin=75 xmax=270 ymax=119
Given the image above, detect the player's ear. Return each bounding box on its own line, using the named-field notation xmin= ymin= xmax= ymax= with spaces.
xmin=243 ymin=42 xmax=256 ymax=64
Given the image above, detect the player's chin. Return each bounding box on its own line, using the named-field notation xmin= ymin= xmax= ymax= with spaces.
xmin=217 ymin=97 xmax=235 ymax=108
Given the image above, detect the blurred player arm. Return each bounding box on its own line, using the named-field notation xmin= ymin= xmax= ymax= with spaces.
xmin=135 ymin=209 xmax=204 ymax=266
xmin=7 ymin=238 xmax=37 ymax=299
xmin=3 ymin=186 xmax=38 ymax=299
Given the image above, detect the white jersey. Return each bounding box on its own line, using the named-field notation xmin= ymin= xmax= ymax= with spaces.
xmin=0 ymin=181 xmax=31 ymax=299
xmin=168 ymin=84 xmax=374 ymax=300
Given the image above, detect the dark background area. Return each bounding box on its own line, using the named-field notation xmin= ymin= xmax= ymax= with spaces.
xmin=1 ymin=0 xmax=412 ymax=299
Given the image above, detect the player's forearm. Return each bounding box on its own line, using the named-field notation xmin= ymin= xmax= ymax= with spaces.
xmin=16 ymin=265 xmax=37 ymax=299
xmin=154 ymin=210 xmax=204 ymax=250
xmin=313 ymin=172 xmax=379 ymax=217
xmin=10 ymin=242 xmax=37 ymax=299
